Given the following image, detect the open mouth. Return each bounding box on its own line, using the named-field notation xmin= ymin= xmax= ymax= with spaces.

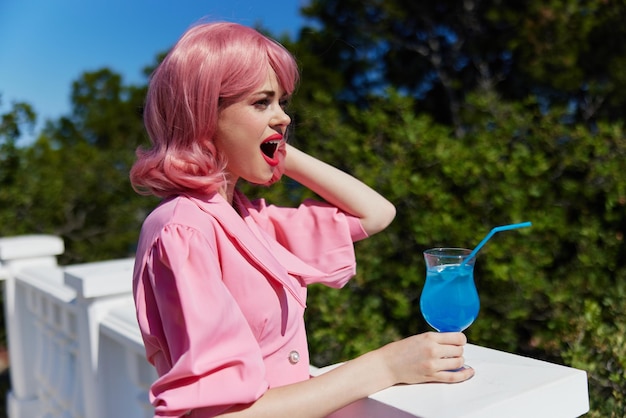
xmin=260 ymin=140 xmax=279 ymax=159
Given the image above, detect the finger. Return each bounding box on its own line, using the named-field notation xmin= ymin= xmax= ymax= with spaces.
xmin=435 ymin=332 xmax=468 ymax=345
xmin=433 ymin=366 xmax=475 ymax=383
xmin=438 ymin=356 xmax=467 ymax=371
xmin=440 ymin=344 xmax=464 ymax=359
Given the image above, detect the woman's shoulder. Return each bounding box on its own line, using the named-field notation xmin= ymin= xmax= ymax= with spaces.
xmin=140 ymin=194 xmax=226 ymax=239
xmin=148 ymin=195 xmax=206 ymax=222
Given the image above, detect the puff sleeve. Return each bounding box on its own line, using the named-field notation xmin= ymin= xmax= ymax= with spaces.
xmin=133 ymin=223 xmax=268 ymax=417
xmin=244 ymin=196 xmax=368 ymax=288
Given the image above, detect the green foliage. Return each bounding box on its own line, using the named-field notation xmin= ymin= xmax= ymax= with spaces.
xmin=0 ymin=98 xmax=36 ymax=143
xmin=0 ymin=70 xmax=157 ymax=264
xmin=564 ymin=298 xmax=626 ymax=417
xmin=302 ymin=0 xmax=626 ymax=125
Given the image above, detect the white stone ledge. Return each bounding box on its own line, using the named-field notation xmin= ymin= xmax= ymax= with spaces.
xmin=64 ymin=258 xmax=135 ymax=298
xmin=0 ymin=235 xmax=64 ymax=260
xmin=315 ymin=344 xmax=589 ymax=418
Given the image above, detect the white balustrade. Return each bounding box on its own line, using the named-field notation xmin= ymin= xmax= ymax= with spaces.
xmin=0 ymin=234 xmax=589 ymax=418
xmin=0 ymin=235 xmax=65 ymax=418
xmin=0 ymin=235 xmax=156 ymax=418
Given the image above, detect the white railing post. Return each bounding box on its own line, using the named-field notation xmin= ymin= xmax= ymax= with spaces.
xmin=63 ymin=258 xmax=136 ymax=418
xmin=0 ymin=235 xmax=65 ymax=418
xmin=100 ymin=301 xmax=158 ymax=418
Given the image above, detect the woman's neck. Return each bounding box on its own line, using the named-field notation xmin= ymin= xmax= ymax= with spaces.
xmin=220 ymin=177 xmax=238 ymax=205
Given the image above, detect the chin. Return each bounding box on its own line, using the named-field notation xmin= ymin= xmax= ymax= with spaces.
xmin=246 ymin=175 xmax=274 ymax=186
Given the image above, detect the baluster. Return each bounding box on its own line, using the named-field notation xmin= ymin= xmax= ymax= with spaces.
xmin=37 ymin=296 xmax=56 ymax=409
xmin=57 ymin=332 xmax=73 ymax=416
xmin=49 ymin=309 xmax=65 ymax=416
xmin=63 ymin=307 xmax=84 ymax=418
xmin=48 ymin=302 xmax=63 ymax=409
xmin=32 ymin=292 xmax=47 ymax=385
xmin=69 ymin=342 xmax=85 ymax=418
xmin=125 ymin=350 xmax=155 ymax=418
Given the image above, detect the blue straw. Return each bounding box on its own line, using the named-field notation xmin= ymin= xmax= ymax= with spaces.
xmin=460 ymin=222 xmax=532 ymax=266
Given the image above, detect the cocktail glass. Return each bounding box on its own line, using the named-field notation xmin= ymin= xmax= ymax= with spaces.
xmin=420 ymin=248 xmax=479 ymax=333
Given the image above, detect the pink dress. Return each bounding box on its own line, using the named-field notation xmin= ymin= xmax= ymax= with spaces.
xmin=133 ymin=190 xmax=367 ymax=417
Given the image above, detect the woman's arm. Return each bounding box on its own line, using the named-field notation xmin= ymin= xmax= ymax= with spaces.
xmin=283 ymin=144 xmax=396 ymax=236
xmin=220 ymin=332 xmax=473 ymax=418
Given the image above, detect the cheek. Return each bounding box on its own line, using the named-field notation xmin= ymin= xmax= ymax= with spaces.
xmin=217 ymin=108 xmax=267 ymax=149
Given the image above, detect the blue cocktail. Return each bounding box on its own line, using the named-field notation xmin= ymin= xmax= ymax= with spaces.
xmin=420 ymin=248 xmax=479 ymax=332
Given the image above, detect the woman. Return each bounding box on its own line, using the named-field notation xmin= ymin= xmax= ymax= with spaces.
xmin=130 ymin=21 xmax=473 ymax=418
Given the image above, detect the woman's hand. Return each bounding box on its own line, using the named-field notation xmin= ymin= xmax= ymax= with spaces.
xmin=283 ymin=144 xmax=396 ymax=236
xmin=379 ymin=332 xmax=474 ymax=385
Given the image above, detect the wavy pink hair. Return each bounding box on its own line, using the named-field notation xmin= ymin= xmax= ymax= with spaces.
xmin=130 ymin=22 xmax=299 ymax=197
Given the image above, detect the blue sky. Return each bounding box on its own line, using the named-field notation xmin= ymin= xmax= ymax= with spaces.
xmin=0 ymin=0 xmax=308 ymax=137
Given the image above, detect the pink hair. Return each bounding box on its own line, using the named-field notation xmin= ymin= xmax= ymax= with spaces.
xmin=130 ymin=22 xmax=299 ymax=197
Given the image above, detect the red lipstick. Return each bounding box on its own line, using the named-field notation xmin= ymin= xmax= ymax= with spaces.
xmin=260 ymin=134 xmax=284 ymax=166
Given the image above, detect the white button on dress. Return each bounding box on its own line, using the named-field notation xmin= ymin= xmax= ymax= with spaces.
xmin=288 ymin=350 xmax=300 ymax=364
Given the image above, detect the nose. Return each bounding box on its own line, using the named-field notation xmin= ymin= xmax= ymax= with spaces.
xmin=272 ymin=107 xmax=291 ymax=129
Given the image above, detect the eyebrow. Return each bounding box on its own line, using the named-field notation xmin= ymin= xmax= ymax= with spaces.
xmin=254 ymin=90 xmax=276 ymax=97
xmin=253 ymin=89 xmax=290 ymax=98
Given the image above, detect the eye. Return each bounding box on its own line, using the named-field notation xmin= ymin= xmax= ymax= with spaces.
xmin=279 ymin=98 xmax=290 ymax=110
xmin=254 ymin=98 xmax=271 ymax=108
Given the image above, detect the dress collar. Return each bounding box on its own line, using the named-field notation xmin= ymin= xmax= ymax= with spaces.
xmin=182 ymin=191 xmax=330 ymax=308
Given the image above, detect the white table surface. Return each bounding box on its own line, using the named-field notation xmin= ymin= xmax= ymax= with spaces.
xmin=313 ymin=344 xmax=589 ymax=418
